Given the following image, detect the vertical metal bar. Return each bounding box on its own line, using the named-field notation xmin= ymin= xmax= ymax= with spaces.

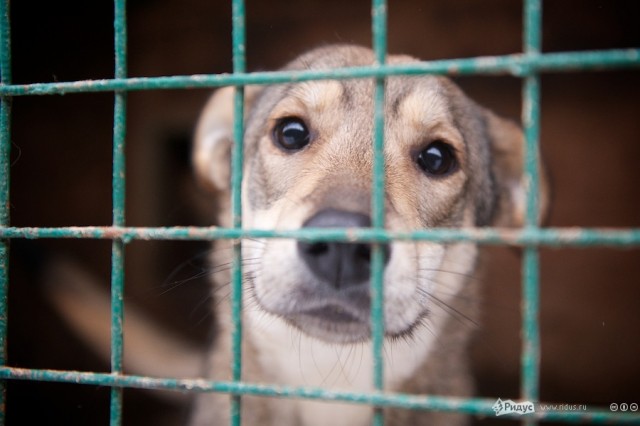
xmin=371 ymin=0 xmax=387 ymax=425
xmin=524 ymin=0 xmax=542 ymax=60
xmin=522 ymin=246 xmax=540 ymax=395
xmin=230 ymin=0 xmax=246 ymax=425
xmin=109 ymin=244 xmax=125 ymax=426
xmin=523 ymin=0 xmax=542 ymax=227
xmin=521 ymin=1 xmax=542 ymax=425
xmin=371 ymin=0 xmax=387 ymax=67
xmin=110 ymin=0 xmax=127 ymax=425
xmin=0 ymin=0 xmax=10 ymax=423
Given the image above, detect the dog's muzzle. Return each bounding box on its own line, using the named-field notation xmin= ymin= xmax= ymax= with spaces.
xmin=275 ymin=208 xmax=392 ymax=343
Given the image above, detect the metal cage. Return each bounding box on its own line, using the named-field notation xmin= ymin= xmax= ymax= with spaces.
xmin=1 ymin=0 xmax=640 ymax=425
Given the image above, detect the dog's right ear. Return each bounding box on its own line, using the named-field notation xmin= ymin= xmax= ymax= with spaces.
xmin=193 ymin=86 xmax=261 ymax=193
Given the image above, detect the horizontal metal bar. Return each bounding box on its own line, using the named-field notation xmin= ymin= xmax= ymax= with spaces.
xmin=1 ymin=367 xmax=638 ymax=423
xmin=0 ymin=49 xmax=638 ymax=97
xmin=1 ymin=226 xmax=640 ymax=247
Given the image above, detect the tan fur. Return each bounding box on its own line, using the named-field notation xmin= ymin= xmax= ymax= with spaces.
xmin=191 ymin=44 xmax=546 ymax=425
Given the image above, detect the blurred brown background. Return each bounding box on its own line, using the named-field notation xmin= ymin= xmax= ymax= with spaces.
xmin=6 ymin=0 xmax=640 ymax=424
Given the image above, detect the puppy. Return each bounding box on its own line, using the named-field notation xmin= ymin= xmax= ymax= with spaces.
xmin=191 ymin=44 xmax=544 ymax=425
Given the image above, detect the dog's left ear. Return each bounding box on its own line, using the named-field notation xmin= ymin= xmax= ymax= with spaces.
xmin=193 ymin=85 xmax=262 ymax=193
xmin=484 ymin=109 xmax=550 ymax=227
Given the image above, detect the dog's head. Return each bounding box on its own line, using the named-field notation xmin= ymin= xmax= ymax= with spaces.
xmin=195 ymin=45 xmax=546 ymax=344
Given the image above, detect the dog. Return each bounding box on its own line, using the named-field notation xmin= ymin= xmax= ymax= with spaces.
xmin=189 ymin=44 xmax=547 ymax=425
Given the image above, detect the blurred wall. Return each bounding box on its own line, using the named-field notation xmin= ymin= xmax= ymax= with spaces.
xmin=6 ymin=0 xmax=640 ymax=424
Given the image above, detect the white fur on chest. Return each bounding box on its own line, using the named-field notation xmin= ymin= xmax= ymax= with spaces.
xmin=247 ymin=311 xmax=438 ymax=426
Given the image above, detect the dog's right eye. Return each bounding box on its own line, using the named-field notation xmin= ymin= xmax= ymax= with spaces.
xmin=273 ymin=117 xmax=311 ymax=151
xmin=416 ymin=140 xmax=458 ymax=177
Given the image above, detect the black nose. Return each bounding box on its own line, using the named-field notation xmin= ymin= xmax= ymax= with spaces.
xmin=298 ymin=209 xmax=390 ymax=289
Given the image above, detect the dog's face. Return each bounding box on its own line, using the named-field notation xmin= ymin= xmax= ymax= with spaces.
xmin=195 ymin=45 xmax=539 ymax=345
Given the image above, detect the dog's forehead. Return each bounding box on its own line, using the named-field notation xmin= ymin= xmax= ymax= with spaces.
xmin=275 ymin=45 xmax=455 ymax=123
xmin=265 ymin=76 xmax=453 ymax=131
xmin=386 ymin=77 xmax=452 ymax=126
xmin=274 ymin=80 xmax=347 ymax=117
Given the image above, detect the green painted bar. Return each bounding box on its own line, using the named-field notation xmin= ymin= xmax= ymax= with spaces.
xmin=110 ymin=0 xmax=128 ymax=424
xmin=1 ymin=367 xmax=639 ymax=424
xmin=2 ymin=226 xmax=640 ymax=248
xmin=0 ymin=246 xmax=6 ymax=426
xmin=521 ymin=73 xmax=542 ymax=411
xmin=521 ymin=1 xmax=542 ymax=425
xmin=0 ymin=0 xmax=11 ymax=88
xmin=371 ymin=0 xmax=387 ymax=66
xmin=0 ymin=0 xmax=10 ymax=422
xmin=0 ymin=49 xmax=638 ymax=97
xmin=230 ymin=0 xmax=246 ymax=424
xmin=522 ymin=247 xmax=541 ymax=402
xmin=522 ymin=74 xmax=542 ymax=228
xmin=524 ymin=0 xmax=542 ymax=56
xmin=371 ymin=0 xmax=387 ymax=424
xmin=109 ymin=242 xmax=125 ymax=425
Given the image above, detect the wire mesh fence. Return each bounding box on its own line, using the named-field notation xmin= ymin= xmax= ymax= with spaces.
xmin=1 ymin=0 xmax=639 ymax=425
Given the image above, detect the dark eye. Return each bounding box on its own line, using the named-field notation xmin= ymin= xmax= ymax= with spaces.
xmin=416 ymin=141 xmax=457 ymax=176
xmin=273 ymin=117 xmax=311 ymax=151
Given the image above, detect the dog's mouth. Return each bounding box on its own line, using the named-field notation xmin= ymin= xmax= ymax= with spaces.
xmin=278 ymin=298 xmax=427 ymax=344
xmin=251 ymin=277 xmax=428 ymax=344
xmin=302 ymin=304 xmax=362 ymax=323
xmin=278 ymin=298 xmax=373 ymax=344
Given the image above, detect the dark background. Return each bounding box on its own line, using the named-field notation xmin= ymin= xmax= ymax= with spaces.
xmin=5 ymin=0 xmax=640 ymax=424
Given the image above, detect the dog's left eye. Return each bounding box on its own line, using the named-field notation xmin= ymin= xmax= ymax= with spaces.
xmin=273 ymin=117 xmax=311 ymax=151
xmin=416 ymin=141 xmax=458 ymax=176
